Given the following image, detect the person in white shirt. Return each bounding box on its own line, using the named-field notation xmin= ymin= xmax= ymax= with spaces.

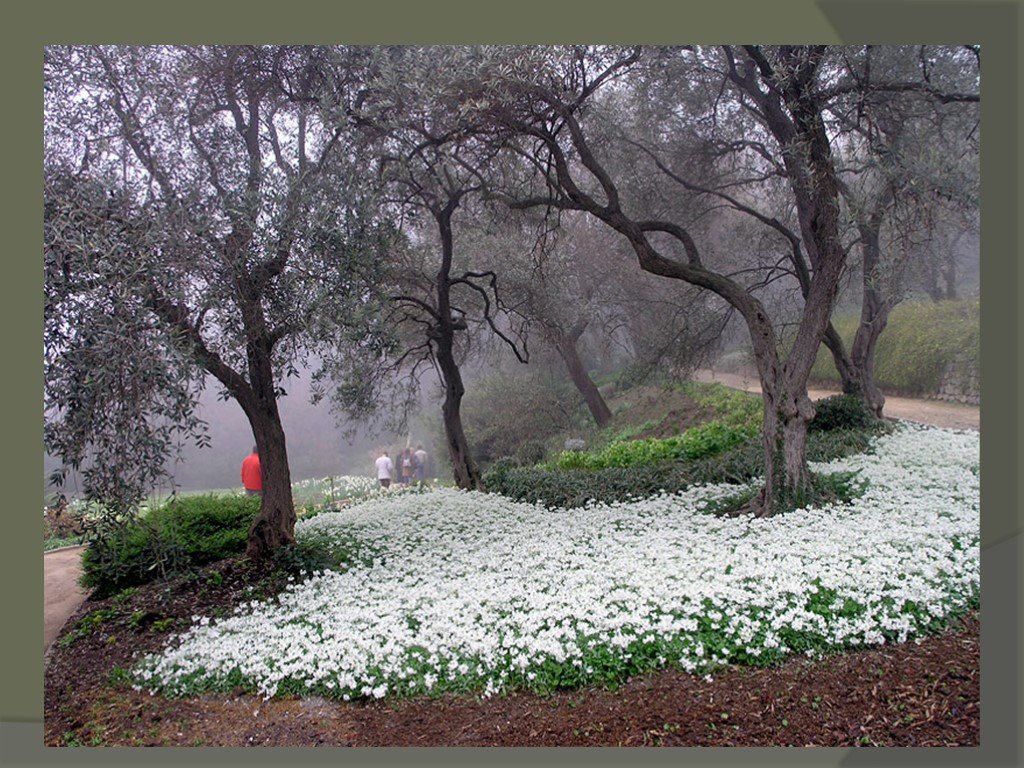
xmin=375 ymin=450 xmax=394 ymax=488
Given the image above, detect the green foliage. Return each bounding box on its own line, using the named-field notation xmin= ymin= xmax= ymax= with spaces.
xmin=459 ymin=369 xmax=585 ymax=463
xmin=516 ymin=439 xmax=548 ymax=466
xmin=697 ymin=488 xmax=759 ymax=517
xmin=552 ymin=421 xmax=757 ymax=471
xmin=676 ymin=382 xmax=764 ymax=428
xmin=809 ymin=394 xmax=874 ymax=432
xmin=805 ymin=424 xmax=888 ymax=462
xmin=44 ymin=536 xmax=86 ymax=552
xmin=57 ymin=608 xmax=119 ymax=648
xmin=605 ymin=419 xmax=659 ymax=443
xmin=43 ymin=499 xmax=89 ymax=548
xmin=80 ymin=494 xmax=260 ymax=598
xmin=150 ymin=617 xmax=177 ymax=633
xmin=485 ymin=426 xmax=887 ymax=510
xmin=772 ymin=470 xmax=870 ymax=514
xmin=811 ymin=300 xmax=979 ymax=395
xmin=271 ymin=530 xmax=369 ymax=577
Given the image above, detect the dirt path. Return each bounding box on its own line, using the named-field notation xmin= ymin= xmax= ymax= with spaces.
xmin=694 ymin=370 xmax=979 ymax=431
xmin=42 ymin=379 xmax=978 ymax=657
xmin=43 ymin=545 xmax=90 ymax=653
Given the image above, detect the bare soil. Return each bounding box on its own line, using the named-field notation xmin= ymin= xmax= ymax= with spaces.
xmin=43 ymin=380 xmax=981 ymax=747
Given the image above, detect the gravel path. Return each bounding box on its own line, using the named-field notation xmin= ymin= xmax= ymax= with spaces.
xmin=43 ymin=546 xmax=89 ymax=653
xmin=694 ymin=370 xmax=979 ymax=431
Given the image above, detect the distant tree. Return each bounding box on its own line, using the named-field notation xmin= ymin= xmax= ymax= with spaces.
xmin=44 ymin=46 xmax=392 ymax=557
xmin=499 ymin=212 xmax=618 ymax=426
xmin=336 ymin=48 xmax=528 ymax=489
xmin=824 ymin=45 xmax=980 ymax=413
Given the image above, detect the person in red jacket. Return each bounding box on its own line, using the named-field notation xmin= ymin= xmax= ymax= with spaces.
xmin=241 ymin=445 xmax=262 ymax=496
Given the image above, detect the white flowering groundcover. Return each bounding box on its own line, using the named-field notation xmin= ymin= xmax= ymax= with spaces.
xmin=291 ymin=474 xmax=424 ymax=509
xmin=132 ymin=423 xmax=979 ymax=702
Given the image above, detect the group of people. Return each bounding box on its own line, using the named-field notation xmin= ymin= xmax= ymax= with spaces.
xmin=240 ymin=442 xmax=431 ymax=496
xmin=375 ymin=445 xmax=429 ymax=488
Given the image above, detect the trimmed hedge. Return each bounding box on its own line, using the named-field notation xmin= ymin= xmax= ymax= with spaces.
xmin=80 ymin=493 xmax=260 ymax=598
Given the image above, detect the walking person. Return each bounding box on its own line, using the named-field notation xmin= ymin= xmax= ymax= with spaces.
xmin=375 ymin=450 xmax=394 ymax=488
xmin=241 ymin=445 xmax=262 ymax=496
xmin=413 ymin=444 xmax=428 ymax=484
xmin=400 ymin=447 xmax=415 ymax=486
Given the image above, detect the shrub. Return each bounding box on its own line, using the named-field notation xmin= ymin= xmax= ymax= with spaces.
xmin=810 ymin=299 xmax=979 ymax=395
xmin=516 ymin=440 xmax=547 ymax=466
xmin=80 ymin=493 xmax=260 ymax=598
xmin=272 ymin=530 xmax=362 ymax=577
xmin=484 ymin=423 xmax=889 ymax=510
xmin=551 ymin=421 xmax=757 ymax=471
xmin=810 ymin=394 xmax=873 ymax=432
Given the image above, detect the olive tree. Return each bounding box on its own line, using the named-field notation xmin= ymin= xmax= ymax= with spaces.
xmin=477 ymin=45 xmax=977 ymax=514
xmin=44 ymin=45 xmax=392 ymax=557
xmin=333 ymin=47 xmax=529 ymax=489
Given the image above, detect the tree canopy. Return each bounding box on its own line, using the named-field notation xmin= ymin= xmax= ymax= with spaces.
xmin=44 ymin=44 xmax=979 ymax=550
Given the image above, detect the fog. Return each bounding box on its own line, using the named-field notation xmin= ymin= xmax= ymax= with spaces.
xmin=44 ymin=369 xmax=427 ymax=498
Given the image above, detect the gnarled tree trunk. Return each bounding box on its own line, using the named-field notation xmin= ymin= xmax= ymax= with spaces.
xmin=239 ymin=342 xmax=297 ymax=560
xmin=434 ymin=201 xmax=482 ymax=491
xmin=554 ymin=329 xmax=613 ymax=428
xmin=821 ymin=192 xmax=893 ymax=419
xmin=436 ymin=338 xmax=481 ymax=489
xmin=245 ymin=407 xmax=296 ymax=559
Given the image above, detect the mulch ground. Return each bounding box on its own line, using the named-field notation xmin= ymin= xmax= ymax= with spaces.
xmin=44 ymin=556 xmax=979 ymax=747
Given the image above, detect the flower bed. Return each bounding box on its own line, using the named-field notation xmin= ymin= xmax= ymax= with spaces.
xmin=131 ymin=423 xmax=979 ymax=701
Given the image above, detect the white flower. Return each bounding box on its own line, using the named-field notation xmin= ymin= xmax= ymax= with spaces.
xmin=132 ymin=424 xmax=978 ymax=703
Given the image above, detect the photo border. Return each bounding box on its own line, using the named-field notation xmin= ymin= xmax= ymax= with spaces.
xmin=5 ymin=1 xmax=1017 ymax=765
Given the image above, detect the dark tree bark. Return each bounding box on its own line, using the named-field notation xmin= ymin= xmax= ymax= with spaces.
xmin=244 ymin=405 xmax=296 ymax=558
xmin=148 ymin=285 xmax=299 ymax=559
xmin=436 ymin=335 xmax=481 ymax=489
xmin=240 ymin=345 xmax=297 ymax=558
xmin=431 ymin=199 xmax=483 ymax=490
xmin=553 ymin=326 xmax=613 ymax=427
xmin=820 ymin=183 xmax=901 ymax=418
xmin=844 ymin=223 xmax=890 ymax=418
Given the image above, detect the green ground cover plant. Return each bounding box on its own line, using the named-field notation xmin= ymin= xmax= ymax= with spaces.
xmin=552 ymin=421 xmax=757 ymax=471
xmin=545 ymin=382 xmax=764 ymax=473
xmin=675 ymin=382 xmax=764 ymax=428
